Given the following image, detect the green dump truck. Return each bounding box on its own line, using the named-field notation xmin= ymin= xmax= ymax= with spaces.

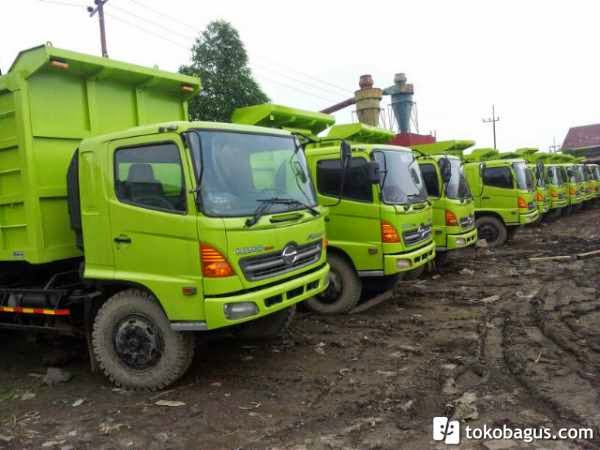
xmin=0 ymin=45 xmax=330 ymax=390
xmin=233 ymin=105 xmax=436 ymax=313
xmin=412 ymin=140 xmax=478 ymax=259
xmin=463 ymin=149 xmax=539 ymax=247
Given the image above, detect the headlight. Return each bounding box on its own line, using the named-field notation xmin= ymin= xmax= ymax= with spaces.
xmin=224 ymin=302 xmax=259 ymax=320
xmin=396 ymin=259 xmax=412 ymax=269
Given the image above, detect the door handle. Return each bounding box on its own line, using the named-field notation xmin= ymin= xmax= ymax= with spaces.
xmin=482 ymin=196 xmax=491 ymax=200
xmin=114 ymin=236 xmax=132 ymax=244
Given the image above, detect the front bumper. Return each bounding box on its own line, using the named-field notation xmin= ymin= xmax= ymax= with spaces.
xmin=519 ymin=209 xmax=539 ymax=225
xmin=199 ymin=264 xmax=329 ymax=330
xmin=442 ymin=227 xmax=478 ymax=251
xmin=550 ymin=198 xmax=568 ymax=209
xmin=383 ymin=240 xmax=436 ymax=275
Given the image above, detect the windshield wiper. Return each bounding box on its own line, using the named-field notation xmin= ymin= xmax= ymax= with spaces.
xmin=245 ymin=197 xmax=318 ymax=227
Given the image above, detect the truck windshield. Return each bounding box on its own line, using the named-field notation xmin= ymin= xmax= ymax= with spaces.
xmin=188 ymin=130 xmax=316 ymax=217
xmin=574 ymin=165 xmax=585 ymax=183
xmin=512 ymin=162 xmax=534 ymax=191
xmin=373 ymin=150 xmax=428 ymax=204
xmin=547 ymin=166 xmax=565 ymax=185
xmin=446 ymin=158 xmax=471 ymax=200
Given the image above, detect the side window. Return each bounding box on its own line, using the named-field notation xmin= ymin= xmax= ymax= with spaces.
xmin=115 ymin=142 xmax=186 ymax=213
xmin=419 ymin=163 xmax=440 ymax=197
xmin=483 ymin=167 xmax=512 ymax=189
xmin=316 ymin=158 xmax=372 ymax=202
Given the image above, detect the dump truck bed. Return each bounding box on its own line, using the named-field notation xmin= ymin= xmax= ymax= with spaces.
xmin=0 ymin=44 xmax=199 ymax=264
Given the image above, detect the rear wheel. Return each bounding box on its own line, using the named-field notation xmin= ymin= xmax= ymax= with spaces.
xmin=235 ymin=306 xmax=296 ymax=339
xmin=92 ymin=289 xmax=194 ymax=391
xmin=305 ymin=253 xmax=361 ymax=314
xmin=475 ymin=216 xmax=508 ymax=247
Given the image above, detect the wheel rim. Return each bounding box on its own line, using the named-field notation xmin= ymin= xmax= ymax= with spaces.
xmin=316 ymin=270 xmax=343 ymax=304
xmin=113 ymin=315 xmax=164 ymax=370
xmin=478 ymin=223 xmax=499 ymax=244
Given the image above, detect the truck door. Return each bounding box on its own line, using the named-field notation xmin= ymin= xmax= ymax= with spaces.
xmin=107 ymin=134 xmax=202 ymax=314
xmin=480 ymin=165 xmax=518 ymax=223
xmin=313 ymin=156 xmax=381 ymax=271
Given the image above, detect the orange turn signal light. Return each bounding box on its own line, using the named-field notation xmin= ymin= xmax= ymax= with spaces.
xmin=445 ymin=210 xmax=458 ymax=226
xmin=517 ymin=196 xmax=527 ymax=209
xmin=381 ymin=221 xmax=401 ymax=243
xmin=49 ymin=59 xmax=69 ymax=70
xmin=200 ymin=244 xmax=234 ymax=278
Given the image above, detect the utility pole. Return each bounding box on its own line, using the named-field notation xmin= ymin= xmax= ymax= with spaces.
xmin=87 ymin=0 xmax=109 ymax=58
xmin=549 ymin=137 xmax=561 ymax=153
xmin=482 ymin=105 xmax=500 ymax=150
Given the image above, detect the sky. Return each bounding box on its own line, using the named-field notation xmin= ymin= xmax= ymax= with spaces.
xmin=1 ymin=0 xmax=599 ymax=151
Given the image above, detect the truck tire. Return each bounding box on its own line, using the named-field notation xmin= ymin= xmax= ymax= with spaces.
xmin=235 ymin=306 xmax=296 ymax=340
xmin=305 ymin=253 xmax=361 ymax=314
xmin=475 ymin=216 xmax=507 ymax=247
xmin=92 ymin=289 xmax=194 ymax=391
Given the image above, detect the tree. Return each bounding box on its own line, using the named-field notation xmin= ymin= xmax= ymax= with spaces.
xmin=180 ymin=20 xmax=269 ymax=122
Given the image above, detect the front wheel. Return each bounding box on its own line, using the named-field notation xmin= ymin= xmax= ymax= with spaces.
xmin=475 ymin=216 xmax=508 ymax=247
xmin=92 ymin=289 xmax=194 ymax=391
xmin=305 ymin=253 xmax=361 ymax=314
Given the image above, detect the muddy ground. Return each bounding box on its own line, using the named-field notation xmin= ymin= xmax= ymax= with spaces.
xmin=2 ymin=207 xmax=600 ymax=450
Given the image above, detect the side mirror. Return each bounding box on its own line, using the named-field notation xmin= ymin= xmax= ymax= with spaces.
xmin=439 ymin=157 xmax=452 ymax=184
xmin=366 ymin=161 xmax=381 ymax=184
xmin=340 ymin=140 xmax=352 ymax=169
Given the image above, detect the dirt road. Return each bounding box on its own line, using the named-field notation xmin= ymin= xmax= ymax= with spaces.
xmin=2 ymin=208 xmax=600 ymax=450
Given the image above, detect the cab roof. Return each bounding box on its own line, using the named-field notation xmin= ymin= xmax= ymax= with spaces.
xmin=80 ymin=120 xmax=291 ymax=147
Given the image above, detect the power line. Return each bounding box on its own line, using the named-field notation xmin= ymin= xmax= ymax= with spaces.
xmin=39 ymin=0 xmax=351 ymax=105
xmin=38 ymin=0 xmax=87 ymax=8
xmin=127 ymin=0 xmax=199 ymax=32
xmin=121 ymin=0 xmax=354 ymax=96
xmin=109 ymin=3 xmax=196 ymax=42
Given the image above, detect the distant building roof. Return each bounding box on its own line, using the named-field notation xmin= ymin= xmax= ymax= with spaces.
xmin=562 ymin=124 xmax=600 ymax=150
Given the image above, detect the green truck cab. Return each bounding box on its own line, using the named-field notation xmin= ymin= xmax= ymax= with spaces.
xmin=411 ymin=140 xmax=478 ymax=256
xmin=463 ymin=149 xmax=539 ymax=247
xmin=514 ymin=148 xmax=551 ymax=215
xmin=582 ymin=163 xmax=596 ymax=202
xmin=534 ymin=153 xmax=569 ymax=220
xmin=551 ymin=155 xmax=585 ymax=212
xmin=0 ymin=45 xmax=329 ymax=390
xmin=233 ymin=105 xmax=435 ymax=314
xmin=585 ymin=164 xmax=600 ymax=200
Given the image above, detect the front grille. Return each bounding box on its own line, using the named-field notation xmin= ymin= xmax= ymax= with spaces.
xmin=240 ymin=240 xmax=322 ymax=281
xmin=402 ymin=224 xmax=432 ymax=246
xmin=459 ymin=214 xmax=475 ymax=229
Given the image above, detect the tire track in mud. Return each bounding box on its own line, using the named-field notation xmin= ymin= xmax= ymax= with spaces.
xmin=501 ymin=253 xmax=600 ymax=446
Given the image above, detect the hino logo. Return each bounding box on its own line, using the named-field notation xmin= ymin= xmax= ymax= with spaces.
xmin=281 ymin=244 xmax=299 ymax=266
